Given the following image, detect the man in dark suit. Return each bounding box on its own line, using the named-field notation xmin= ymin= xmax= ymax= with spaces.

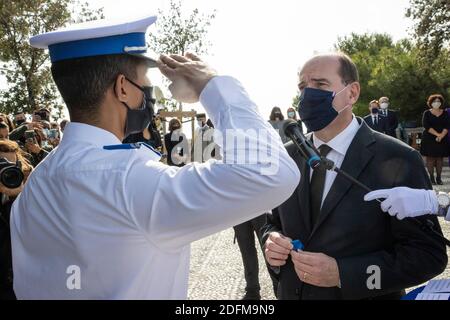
xmin=379 ymin=96 xmax=399 ymax=138
xmin=262 ymin=53 xmax=448 ymax=300
xmin=363 ymin=100 xmax=387 ymax=134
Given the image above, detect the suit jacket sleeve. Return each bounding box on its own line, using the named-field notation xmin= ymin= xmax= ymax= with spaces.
xmin=261 ymin=207 xmax=283 ymax=247
xmin=261 ymin=207 xmax=284 ymax=275
xmin=337 ymin=149 xmax=448 ymax=300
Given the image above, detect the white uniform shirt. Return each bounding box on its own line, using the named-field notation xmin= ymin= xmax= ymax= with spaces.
xmin=311 ymin=117 xmax=360 ymax=207
xmin=10 ymin=76 xmax=300 ymax=300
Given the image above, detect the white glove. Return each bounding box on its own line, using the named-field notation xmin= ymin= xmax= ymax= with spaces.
xmin=364 ymin=187 xmax=438 ymax=220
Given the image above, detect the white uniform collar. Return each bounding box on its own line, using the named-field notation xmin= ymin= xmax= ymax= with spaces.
xmin=313 ymin=116 xmax=360 ymax=156
xmin=60 ymin=122 xmax=122 ymax=147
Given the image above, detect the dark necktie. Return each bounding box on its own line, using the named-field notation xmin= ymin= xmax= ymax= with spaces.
xmin=310 ymin=144 xmax=332 ymax=227
xmin=374 ymin=116 xmax=378 ymax=126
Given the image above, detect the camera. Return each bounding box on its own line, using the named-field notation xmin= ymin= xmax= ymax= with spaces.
xmin=24 ymin=130 xmax=36 ymax=142
xmin=0 ymin=158 xmax=24 ymax=189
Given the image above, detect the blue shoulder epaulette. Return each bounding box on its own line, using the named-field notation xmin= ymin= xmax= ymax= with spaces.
xmin=103 ymin=142 xmax=162 ymax=158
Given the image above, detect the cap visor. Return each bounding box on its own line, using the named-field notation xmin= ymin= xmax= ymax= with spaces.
xmin=127 ymin=51 xmax=158 ymax=68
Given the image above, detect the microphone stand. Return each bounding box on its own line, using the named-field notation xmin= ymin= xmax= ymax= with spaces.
xmin=319 ymin=156 xmax=450 ymax=248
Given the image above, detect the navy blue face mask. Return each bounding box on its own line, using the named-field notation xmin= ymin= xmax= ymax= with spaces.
xmin=297 ymin=86 xmax=349 ymax=132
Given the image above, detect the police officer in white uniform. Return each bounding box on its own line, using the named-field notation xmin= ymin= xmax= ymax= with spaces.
xmin=365 ymin=187 xmax=450 ymax=222
xmin=10 ymin=15 xmax=300 ymax=299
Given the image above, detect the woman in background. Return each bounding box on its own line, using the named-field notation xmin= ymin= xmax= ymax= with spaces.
xmin=164 ymin=119 xmax=188 ymax=167
xmin=269 ymin=107 xmax=289 ymax=143
xmin=420 ymin=94 xmax=449 ymax=185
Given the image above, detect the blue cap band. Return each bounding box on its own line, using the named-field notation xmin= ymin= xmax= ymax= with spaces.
xmin=48 ymin=32 xmax=146 ymax=62
xmin=104 ymin=142 xmax=162 ymax=157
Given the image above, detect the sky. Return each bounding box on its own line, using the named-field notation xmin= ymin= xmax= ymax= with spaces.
xmin=1 ymin=0 xmax=414 ymax=123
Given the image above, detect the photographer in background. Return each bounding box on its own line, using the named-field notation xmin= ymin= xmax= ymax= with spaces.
xmin=33 ymin=108 xmax=51 ymax=123
xmin=59 ymin=119 xmax=69 ymax=133
xmin=47 ymin=127 xmax=61 ymax=148
xmin=0 ymin=123 xmax=9 ymax=140
xmin=0 ymin=140 xmax=33 ymax=300
xmin=0 ymin=114 xmax=15 ymax=133
xmin=23 ymin=129 xmax=49 ymax=167
xmin=38 ymin=121 xmax=54 ymax=152
xmin=14 ymin=112 xmax=27 ymax=127
xmin=9 ymin=117 xmax=43 ymax=143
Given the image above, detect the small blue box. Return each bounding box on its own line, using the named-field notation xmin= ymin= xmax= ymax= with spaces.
xmin=292 ymin=240 xmax=304 ymax=251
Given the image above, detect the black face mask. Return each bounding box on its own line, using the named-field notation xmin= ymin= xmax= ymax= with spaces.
xmin=16 ymin=119 xmax=26 ymax=126
xmin=122 ymin=78 xmax=156 ymax=138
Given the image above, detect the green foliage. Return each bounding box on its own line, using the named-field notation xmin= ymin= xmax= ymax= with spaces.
xmin=0 ymin=0 xmax=103 ymax=119
xmin=406 ymin=0 xmax=450 ymax=63
xmin=149 ymin=0 xmax=215 ymax=112
xmin=335 ymin=32 xmax=449 ymax=125
xmin=149 ymin=0 xmax=216 ymax=56
xmin=292 ymin=95 xmax=300 ymax=109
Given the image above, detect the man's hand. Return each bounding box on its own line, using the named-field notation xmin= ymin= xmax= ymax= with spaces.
xmin=27 ymin=122 xmax=43 ymax=130
xmin=49 ymin=137 xmax=60 ymax=147
xmin=264 ymin=232 xmax=293 ymax=267
xmin=364 ymin=187 xmax=437 ymax=220
xmin=291 ymin=251 xmax=340 ymax=288
xmin=25 ymin=141 xmax=42 ymax=155
xmin=157 ymin=53 xmax=217 ymax=103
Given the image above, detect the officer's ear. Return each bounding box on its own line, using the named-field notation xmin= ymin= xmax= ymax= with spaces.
xmin=114 ymin=74 xmax=130 ymax=103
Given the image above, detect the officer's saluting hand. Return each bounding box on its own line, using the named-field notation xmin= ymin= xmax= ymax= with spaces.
xmin=158 ymin=53 xmax=216 ymax=103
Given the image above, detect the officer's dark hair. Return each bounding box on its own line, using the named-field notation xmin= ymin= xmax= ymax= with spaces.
xmin=51 ymin=54 xmax=149 ymax=122
xmin=335 ymin=52 xmax=359 ymax=85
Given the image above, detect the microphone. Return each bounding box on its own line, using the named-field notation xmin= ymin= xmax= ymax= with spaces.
xmin=283 ymin=119 xmax=321 ymax=169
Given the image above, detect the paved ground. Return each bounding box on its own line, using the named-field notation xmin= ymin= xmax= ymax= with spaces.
xmin=188 ymin=167 xmax=450 ymax=300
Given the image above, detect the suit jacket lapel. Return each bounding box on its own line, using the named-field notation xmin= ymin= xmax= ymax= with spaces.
xmin=309 ymin=121 xmax=376 ymax=239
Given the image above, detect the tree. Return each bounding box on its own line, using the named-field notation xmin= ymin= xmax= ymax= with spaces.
xmin=335 ymin=33 xmax=396 ymax=114
xmin=292 ymin=95 xmax=300 ymax=109
xmin=0 ymin=0 xmax=103 ymax=119
xmin=406 ymin=0 xmax=450 ymax=63
xmin=149 ymin=0 xmax=216 ymax=112
xmin=335 ymin=33 xmax=449 ymax=125
xmin=335 ymin=33 xmax=394 ymax=57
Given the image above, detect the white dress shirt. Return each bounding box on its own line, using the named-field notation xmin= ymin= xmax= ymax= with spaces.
xmin=10 ymin=76 xmax=300 ymax=300
xmin=372 ymin=114 xmax=379 ymax=125
xmin=311 ymin=117 xmax=361 ymax=207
